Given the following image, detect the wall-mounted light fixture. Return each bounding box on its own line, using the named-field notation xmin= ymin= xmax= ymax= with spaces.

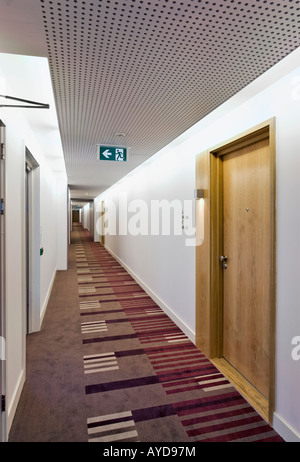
xmin=194 ymin=189 xmax=205 ymax=200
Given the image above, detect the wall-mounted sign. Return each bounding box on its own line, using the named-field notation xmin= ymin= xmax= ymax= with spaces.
xmin=99 ymin=146 xmax=127 ymax=162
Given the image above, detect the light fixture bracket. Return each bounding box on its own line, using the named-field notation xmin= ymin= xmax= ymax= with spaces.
xmin=194 ymin=189 xmax=205 ymax=199
xmin=0 ymin=94 xmax=50 ymax=109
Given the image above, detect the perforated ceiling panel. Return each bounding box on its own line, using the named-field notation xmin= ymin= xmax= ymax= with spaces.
xmin=39 ymin=0 xmax=300 ymax=198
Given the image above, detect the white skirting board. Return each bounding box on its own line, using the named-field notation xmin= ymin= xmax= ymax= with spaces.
xmin=273 ymin=412 xmax=300 ymax=443
xmin=40 ymin=269 xmax=57 ymax=326
xmin=7 ymin=369 xmax=25 ymax=437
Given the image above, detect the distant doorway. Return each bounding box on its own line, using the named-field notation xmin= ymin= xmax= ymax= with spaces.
xmin=72 ymin=210 xmax=80 ymax=223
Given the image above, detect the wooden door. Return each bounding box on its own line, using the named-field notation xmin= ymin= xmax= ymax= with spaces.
xmin=72 ymin=210 xmax=79 ymax=223
xmin=222 ymin=137 xmax=271 ymax=398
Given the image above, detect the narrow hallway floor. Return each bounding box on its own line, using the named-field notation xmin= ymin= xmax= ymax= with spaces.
xmin=8 ymin=224 xmax=284 ymax=442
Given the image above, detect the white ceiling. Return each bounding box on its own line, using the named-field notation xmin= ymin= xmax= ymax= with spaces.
xmin=0 ymin=0 xmax=300 ymax=200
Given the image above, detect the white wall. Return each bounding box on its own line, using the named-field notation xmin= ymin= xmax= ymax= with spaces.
xmin=56 ymin=179 xmax=68 ymax=272
xmin=82 ymin=202 xmax=94 ymax=234
xmin=82 ymin=203 xmax=89 ymax=230
xmin=94 ymin=49 xmax=300 ymax=441
xmin=0 ymin=90 xmax=68 ymax=434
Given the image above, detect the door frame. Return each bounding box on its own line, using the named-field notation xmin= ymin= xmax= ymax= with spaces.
xmin=195 ymin=118 xmax=276 ymax=422
xmin=25 ymin=148 xmax=40 ymax=334
xmin=0 ymin=120 xmax=6 ymax=441
xmin=101 ymin=200 xmax=105 ymax=246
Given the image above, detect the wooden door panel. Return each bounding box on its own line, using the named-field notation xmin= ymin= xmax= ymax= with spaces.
xmin=222 ymin=138 xmax=271 ymax=398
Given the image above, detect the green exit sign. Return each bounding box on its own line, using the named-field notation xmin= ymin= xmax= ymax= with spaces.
xmin=99 ymin=146 xmax=127 ymax=162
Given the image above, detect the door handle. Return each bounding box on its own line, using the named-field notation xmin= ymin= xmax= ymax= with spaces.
xmin=220 ymin=256 xmax=228 ymax=270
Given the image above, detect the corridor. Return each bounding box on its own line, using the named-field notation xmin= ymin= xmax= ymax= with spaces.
xmin=8 ymin=224 xmax=284 ymax=443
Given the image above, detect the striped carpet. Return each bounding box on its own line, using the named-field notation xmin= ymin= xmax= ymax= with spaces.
xmin=75 ymin=224 xmax=284 ymax=443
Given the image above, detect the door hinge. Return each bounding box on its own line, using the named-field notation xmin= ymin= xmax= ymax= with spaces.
xmin=1 ymin=395 xmax=5 ymax=413
xmin=0 ymin=143 xmax=5 ymax=160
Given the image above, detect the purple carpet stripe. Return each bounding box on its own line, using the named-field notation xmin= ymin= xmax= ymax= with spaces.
xmin=129 ymin=314 xmax=171 ymax=323
xmin=90 ymin=289 xmax=144 ymax=297
xmin=105 ymin=318 xmax=129 ymax=324
xmin=162 ymin=375 xmax=231 ymax=396
xmin=95 ymin=282 xmax=139 ymax=289
xmin=114 ymin=286 xmax=144 ymax=293
xmin=122 ymin=303 xmax=157 ymax=309
xmin=80 ymin=309 xmax=124 ymax=316
xmin=115 ymin=348 xmax=145 ymax=358
xmin=157 ymin=366 xmax=218 ymax=383
xmin=83 ymin=333 xmax=137 ymax=344
xmin=81 ymin=295 xmax=149 ymax=302
xmin=121 ymin=304 xmax=160 ymax=312
xmin=135 ymin=323 xmax=183 ymax=333
xmin=165 ymin=384 xmax=203 ymax=395
xmin=181 ymin=404 xmax=255 ymax=427
xmin=148 ymin=349 xmax=205 ymax=365
xmin=173 ymin=393 xmax=246 ymax=416
xmin=157 ymin=363 xmax=216 ymax=378
xmin=86 ymin=375 xmax=160 ymax=394
xmin=187 ymin=414 xmax=264 ymax=438
xmin=192 ymin=422 xmax=275 ymax=442
xmin=138 ymin=337 xmax=180 ymax=346
xmin=95 ymin=284 xmax=141 ymax=291
xmin=121 ymin=299 xmax=160 ymax=306
xmin=137 ymin=332 xmax=179 ymax=345
xmin=135 ymin=329 xmax=190 ymax=346
xmin=248 ymin=434 xmax=285 ymax=442
xmin=161 ymin=372 xmax=223 ymax=388
xmin=132 ymin=404 xmax=177 ymax=422
xmin=144 ymin=342 xmax=201 ymax=355
xmin=150 ymin=349 xmax=206 ymax=364
xmin=101 ymin=277 xmax=134 ymax=282
xmin=123 ymin=306 xmax=163 ymax=317
xmin=154 ymin=357 xmax=211 ymax=372
xmin=130 ymin=319 xmax=176 ymax=332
